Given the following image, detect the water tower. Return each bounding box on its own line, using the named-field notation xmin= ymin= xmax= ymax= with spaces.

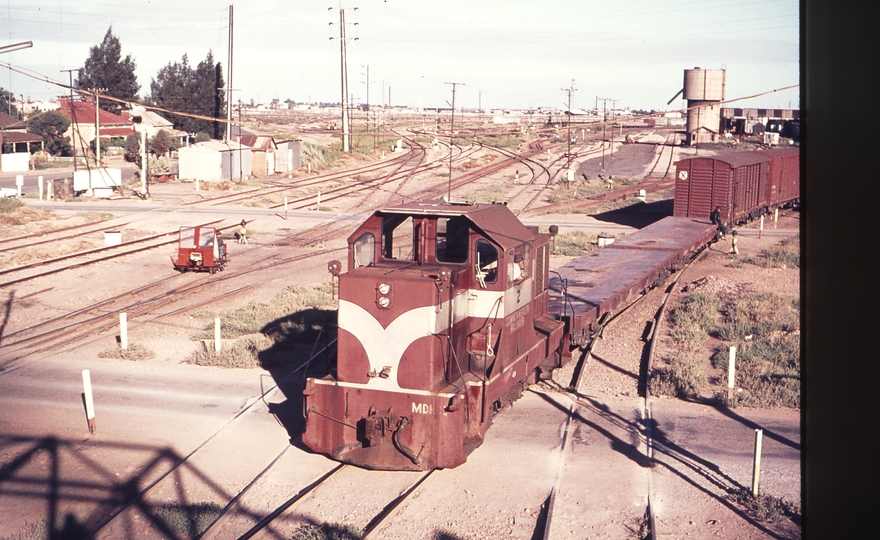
xmin=681 ymin=67 xmax=726 ymax=145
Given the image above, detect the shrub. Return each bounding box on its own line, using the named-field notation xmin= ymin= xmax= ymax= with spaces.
xmin=745 ymin=235 xmax=800 ymax=268
xmin=717 ymin=293 xmax=798 ymax=342
xmin=183 ymin=334 xmax=275 ymax=369
xmin=291 ymin=522 xmax=361 ymax=540
xmin=154 ymin=503 xmax=222 ymax=538
xmin=650 ymin=354 xmax=706 ymax=398
xmin=666 ymin=293 xmax=721 ymax=350
xmin=0 ymin=197 xmax=24 ymax=213
xmin=98 ymin=343 xmax=156 ymax=361
xmin=727 ymin=488 xmax=800 ymax=524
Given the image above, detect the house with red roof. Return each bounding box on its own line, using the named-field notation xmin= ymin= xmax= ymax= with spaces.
xmin=57 ymin=96 xmax=136 ymax=160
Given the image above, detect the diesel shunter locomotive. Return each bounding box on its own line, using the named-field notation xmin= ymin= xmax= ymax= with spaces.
xmin=302 ymin=201 xmax=567 ymax=470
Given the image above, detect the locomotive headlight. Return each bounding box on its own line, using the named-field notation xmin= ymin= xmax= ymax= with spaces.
xmin=377 ymin=296 xmax=391 ymax=308
xmin=377 ymin=282 xmax=391 ymax=295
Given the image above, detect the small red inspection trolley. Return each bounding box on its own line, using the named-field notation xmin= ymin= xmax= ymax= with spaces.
xmin=171 ymin=226 xmax=228 ymax=274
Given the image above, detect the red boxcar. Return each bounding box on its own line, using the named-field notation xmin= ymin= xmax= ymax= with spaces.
xmin=756 ymin=147 xmax=800 ymax=207
xmin=673 ymin=149 xmax=799 ymax=227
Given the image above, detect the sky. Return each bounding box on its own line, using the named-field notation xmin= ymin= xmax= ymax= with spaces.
xmin=1 ymin=0 xmax=800 ymax=113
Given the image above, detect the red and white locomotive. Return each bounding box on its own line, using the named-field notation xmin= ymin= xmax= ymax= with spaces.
xmin=302 ymin=201 xmax=567 ymax=470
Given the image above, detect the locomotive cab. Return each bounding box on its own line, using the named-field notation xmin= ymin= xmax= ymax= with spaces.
xmin=171 ymin=226 xmax=228 ymax=274
xmin=303 ymin=201 xmax=567 ymax=470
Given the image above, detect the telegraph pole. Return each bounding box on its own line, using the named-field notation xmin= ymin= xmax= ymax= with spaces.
xmin=61 ymin=68 xmax=80 ymax=171
xmin=598 ymin=97 xmax=615 ymax=170
xmin=338 ymin=8 xmax=352 ymax=152
xmin=444 ymin=81 xmax=463 ymax=201
xmin=226 ymin=3 xmax=233 ymax=141
xmin=562 ymin=80 xmax=576 ymax=181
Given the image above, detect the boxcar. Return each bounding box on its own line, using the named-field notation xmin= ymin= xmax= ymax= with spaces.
xmin=673 ymin=149 xmax=800 ymax=228
xmin=756 ymin=147 xmax=800 ymax=207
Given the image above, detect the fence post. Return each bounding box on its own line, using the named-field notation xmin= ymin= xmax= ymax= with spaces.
xmin=752 ymin=428 xmax=763 ymax=496
xmin=119 ymin=312 xmax=128 ymax=350
xmin=727 ymin=346 xmax=737 ymax=400
xmin=214 ymin=317 xmax=222 ymax=352
xmin=82 ymin=369 xmax=96 ymax=434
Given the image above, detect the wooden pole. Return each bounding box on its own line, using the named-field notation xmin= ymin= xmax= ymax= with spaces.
xmin=727 ymin=346 xmax=737 ymax=400
xmin=119 ymin=312 xmax=128 ymax=350
xmin=214 ymin=317 xmax=222 ymax=351
xmin=752 ymin=428 xmax=763 ymax=496
xmin=82 ymin=369 xmax=96 ymax=434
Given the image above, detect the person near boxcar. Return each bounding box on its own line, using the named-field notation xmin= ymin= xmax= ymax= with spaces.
xmin=729 ymin=230 xmax=739 ymax=255
xmin=235 ymin=220 xmax=248 ymax=244
xmin=710 ymin=206 xmax=727 ymax=237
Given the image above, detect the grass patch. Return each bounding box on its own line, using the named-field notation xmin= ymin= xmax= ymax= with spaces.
xmin=727 ymin=488 xmax=800 ymax=525
xmin=154 ymin=502 xmax=223 ymax=539
xmin=291 ymin=522 xmax=361 ymax=540
xmin=666 ymin=293 xmax=721 ymax=351
xmin=0 ymin=519 xmax=49 ymax=540
xmin=0 ymin=197 xmax=24 ymax=213
xmin=744 ymin=234 xmax=800 ymax=268
xmin=712 ymin=292 xmax=800 ymax=408
xmin=186 ymin=284 xmax=336 ymax=369
xmin=550 ymin=230 xmax=600 ymax=256
xmin=716 ymin=293 xmax=798 ymax=342
xmin=650 ymin=353 xmax=706 ymax=398
xmin=98 ymin=343 xmax=156 ymax=361
xmin=192 ymin=284 xmax=334 ymax=341
xmin=184 ymin=334 xmax=275 ymax=369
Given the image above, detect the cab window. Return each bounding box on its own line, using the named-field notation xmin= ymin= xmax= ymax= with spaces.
xmin=508 ymin=246 xmax=529 ymax=285
xmin=353 ymin=232 xmax=375 ymax=268
xmin=436 ymin=216 xmax=469 ymax=263
xmin=475 ymin=240 xmax=498 ymax=288
xmin=382 ymin=215 xmax=415 ymax=261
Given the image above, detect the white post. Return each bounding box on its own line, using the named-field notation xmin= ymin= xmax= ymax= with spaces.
xmin=774 ymin=208 xmax=779 ymax=229
xmin=82 ymin=369 xmax=96 ymax=434
xmin=38 ymin=176 xmax=44 ymax=201
xmin=214 ymin=317 xmax=221 ymax=351
xmin=119 ymin=312 xmax=128 ymax=350
xmin=759 ymin=215 xmax=764 ymax=239
xmin=195 ymin=177 xmax=200 ymax=191
xmin=547 ymin=149 xmax=551 ymax=161
xmin=140 ymin=128 xmax=147 ymax=194
xmin=15 ymin=175 xmax=23 ymax=197
xmin=47 ymin=180 xmax=53 ymax=201
xmin=727 ymin=346 xmax=737 ymax=400
xmin=752 ymin=429 xmax=763 ymax=496
xmin=284 ymin=196 xmax=289 ymax=220
xmin=308 ymin=163 xmax=311 ymax=174
xmin=317 ymin=191 xmax=321 ymax=211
